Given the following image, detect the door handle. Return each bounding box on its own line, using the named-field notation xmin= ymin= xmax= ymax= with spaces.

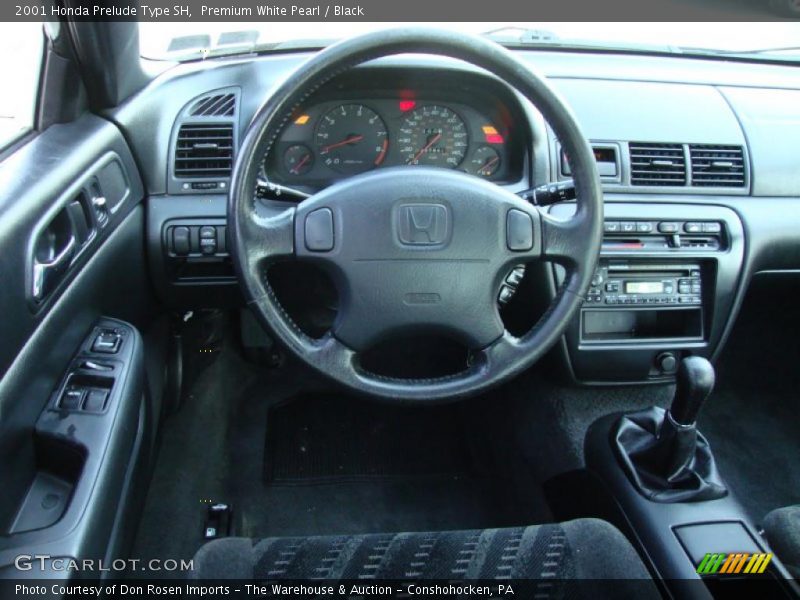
xmin=32 ymin=234 xmax=76 ymax=301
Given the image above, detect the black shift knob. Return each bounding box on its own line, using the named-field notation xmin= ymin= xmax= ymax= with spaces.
xmin=670 ymin=356 xmax=715 ymax=425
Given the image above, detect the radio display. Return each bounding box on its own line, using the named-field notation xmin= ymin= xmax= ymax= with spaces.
xmin=625 ymin=281 xmax=664 ymax=294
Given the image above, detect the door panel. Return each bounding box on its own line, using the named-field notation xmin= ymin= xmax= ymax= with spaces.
xmin=0 ymin=113 xmax=154 ymax=572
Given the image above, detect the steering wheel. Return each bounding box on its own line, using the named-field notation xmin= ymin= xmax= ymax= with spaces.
xmin=229 ymin=28 xmax=603 ymax=402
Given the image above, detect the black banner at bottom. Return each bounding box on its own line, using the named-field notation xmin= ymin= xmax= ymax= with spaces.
xmin=4 ymin=578 xmax=793 ymax=599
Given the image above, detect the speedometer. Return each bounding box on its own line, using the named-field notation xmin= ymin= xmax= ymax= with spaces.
xmin=398 ymin=105 xmax=468 ymax=168
xmin=315 ymin=104 xmax=388 ymax=175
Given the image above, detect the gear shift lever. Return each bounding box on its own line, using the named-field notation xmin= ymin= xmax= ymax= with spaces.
xmin=670 ymin=356 xmax=715 ymax=426
xmin=612 ymin=356 xmax=726 ymax=502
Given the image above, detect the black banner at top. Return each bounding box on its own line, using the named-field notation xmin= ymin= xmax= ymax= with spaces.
xmin=4 ymin=0 xmax=796 ymax=22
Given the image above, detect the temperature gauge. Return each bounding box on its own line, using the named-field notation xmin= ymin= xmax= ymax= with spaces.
xmin=466 ymin=146 xmax=501 ymax=178
xmin=284 ymin=144 xmax=314 ymax=176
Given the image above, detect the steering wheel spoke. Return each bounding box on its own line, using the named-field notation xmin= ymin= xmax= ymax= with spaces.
xmin=236 ymin=201 xmax=296 ymax=287
xmin=539 ymin=208 xmax=593 ymax=268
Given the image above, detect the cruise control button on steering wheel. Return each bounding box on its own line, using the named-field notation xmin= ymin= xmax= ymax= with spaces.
xmin=304 ymin=208 xmax=334 ymax=252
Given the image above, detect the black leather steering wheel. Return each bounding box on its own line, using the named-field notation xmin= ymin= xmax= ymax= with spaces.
xmin=229 ymin=28 xmax=603 ymax=402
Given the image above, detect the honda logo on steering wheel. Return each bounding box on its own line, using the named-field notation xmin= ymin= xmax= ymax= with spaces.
xmin=396 ymin=203 xmax=450 ymax=246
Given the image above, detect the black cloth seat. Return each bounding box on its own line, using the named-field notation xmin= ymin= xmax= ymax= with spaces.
xmin=190 ymin=518 xmax=656 ymax=595
xmin=764 ymin=505 xmax=800 ymax=578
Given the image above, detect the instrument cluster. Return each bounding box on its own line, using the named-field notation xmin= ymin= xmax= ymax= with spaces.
xmin=263 ymin=88 xmax=524 ymax=192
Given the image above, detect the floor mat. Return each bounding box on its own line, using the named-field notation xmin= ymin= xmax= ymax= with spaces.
xmin=131 ymin=338 xmax=552 ymax=577
xmin=263 ymin=394 xmax=475 ymax=484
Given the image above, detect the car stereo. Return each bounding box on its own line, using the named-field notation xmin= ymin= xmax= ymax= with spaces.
xmin=585 ymin=262 xmax=703 ymax=307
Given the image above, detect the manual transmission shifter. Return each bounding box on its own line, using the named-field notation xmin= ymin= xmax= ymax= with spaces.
xmin=670 ymin=356 xmax=716 ymax=426
xmin=613 ymin=356 xmax=727 ymax=503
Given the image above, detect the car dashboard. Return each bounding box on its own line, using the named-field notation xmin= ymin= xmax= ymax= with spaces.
xmin=116 ymin=49 xmax=800 ymax=386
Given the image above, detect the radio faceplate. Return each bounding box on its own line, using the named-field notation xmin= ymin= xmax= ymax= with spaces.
xmin=586 ymin=262 xmax=703 ymax=307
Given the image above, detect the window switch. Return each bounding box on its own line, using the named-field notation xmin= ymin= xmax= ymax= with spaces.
xmin=60 ymin=387 xmax=85 ymax=410
xmin=83 ymin=389 xmax=109 ymax=412
xmin=92 ymin=331 xmax=121 ymax=354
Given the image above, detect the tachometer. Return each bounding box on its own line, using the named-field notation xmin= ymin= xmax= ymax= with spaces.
xmin=398 ymin=105 xmax=468 ymax=168
xmin=315 ymin=104 xmax=388 ymax=174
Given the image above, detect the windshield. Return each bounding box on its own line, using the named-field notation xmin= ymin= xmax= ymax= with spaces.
xmin=139 ymin=22 xmax=800 ymax=62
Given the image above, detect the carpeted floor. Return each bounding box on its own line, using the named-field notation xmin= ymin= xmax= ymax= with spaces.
xmin=128 ymin=338 xmax=548 ymax=577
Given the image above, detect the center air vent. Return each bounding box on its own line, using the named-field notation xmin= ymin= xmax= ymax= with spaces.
xmin=629 ymin=143 xmax=686 ymax=186
xmin=190 ymin=93 xmax=236 ymax=117
xmin=690 ymin=145 xmax=745 ymax=187
xmin=174 ymin=124 xmax=234 ymax=178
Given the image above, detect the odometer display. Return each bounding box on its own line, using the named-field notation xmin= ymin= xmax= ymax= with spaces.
xmin=315 ymin=104 xmax=388 ymax=174
xmin=398 ymin=105 xmax=468 ymax=168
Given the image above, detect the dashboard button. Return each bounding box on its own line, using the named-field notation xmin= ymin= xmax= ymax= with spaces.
xmin=621 ymin=221 xmax=636 ymax=233
xmin=636 ymin=221 xmax=653 ymax=233
xmin=172 ymin=227 xmax=190 ymax=255
xmin=702 ymin=222 xmax=722 ymax=233
xmin=604 ymin=221 xmax=620 ymax=233
xmin=684 ymin=222 xmax=703 ymax=233
xmin=305 ymin=208 xmax=335 ymax=252
xmin=657 ymin=222 xmax=679 ymax=233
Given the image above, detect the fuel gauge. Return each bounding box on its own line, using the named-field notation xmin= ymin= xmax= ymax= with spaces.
xmin=466 ymin=146 xmax=501 ymax=179
xmin=284 ymin=144 xmax=314 ymax=176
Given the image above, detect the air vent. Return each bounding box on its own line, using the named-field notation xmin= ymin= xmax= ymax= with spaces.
xmin=190 ymin=93 xmax=236 ymax=117
xmin=629 ymin=143 xmax=686 ymax=186
xmin=690 ymin=145 xmax=745 ymax=187
xmin=174 ymin=124 xmax=233 ymax=178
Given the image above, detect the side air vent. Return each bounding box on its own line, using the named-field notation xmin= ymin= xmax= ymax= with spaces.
xmin=190 ymin=93 xmax=236 ymax=117
xmin=174 ymin=124 xmax=234 ymax=178
xmin=629 ymin=143 xmax=686 ymax=186
xmin=689 ymin=145 xmax=746 ymax=187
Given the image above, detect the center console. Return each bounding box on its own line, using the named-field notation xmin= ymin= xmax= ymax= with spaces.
xmin=550 ymin=202 xmax=745 ymax=384
xmin=583 ymin=357 xmax=798 ymax=599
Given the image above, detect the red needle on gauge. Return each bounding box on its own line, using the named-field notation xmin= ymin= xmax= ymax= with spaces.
xmin=290 ymin=153 xmax=311 ymax=175
xmin=480 ymin=156 xmax=499 ymax=175
xmin=409 ymin=133 xmax=442 ymax=164
xmin=320 ymin=135 xmax=364 ymax=154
